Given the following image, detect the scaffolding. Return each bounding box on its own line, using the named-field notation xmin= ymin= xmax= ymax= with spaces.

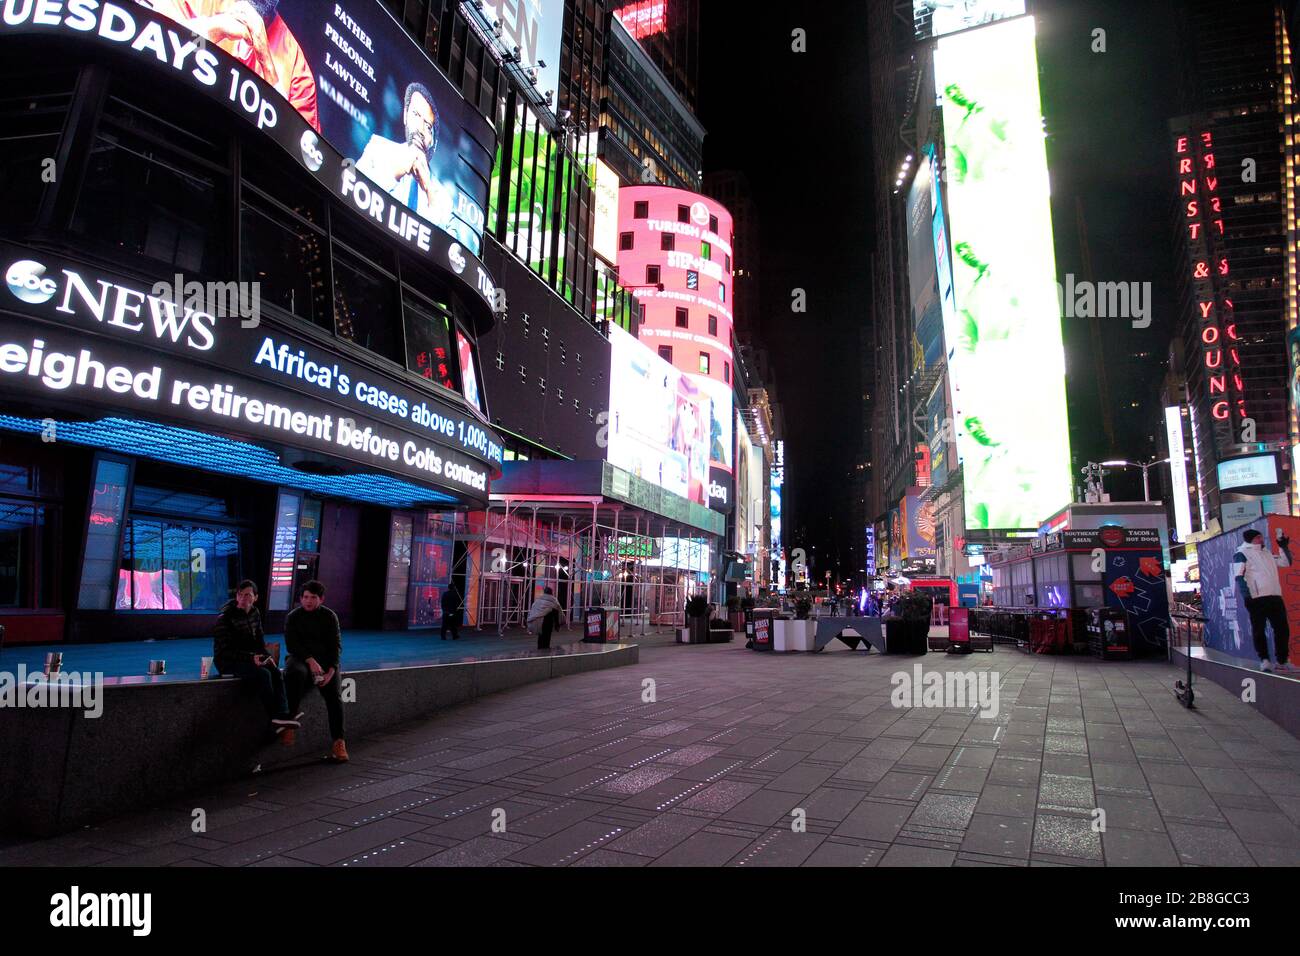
xmin=459 ymin=496 xmax=715 ymax=636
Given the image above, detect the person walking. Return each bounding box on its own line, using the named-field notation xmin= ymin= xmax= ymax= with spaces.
xmin=1232 ymin=528 xmax=1297 ymax=673
xmin=281 ymin=580 xmax=349 ymax=761
xmin=440 ymin=582 xmax=463 ymax=640
xmin=527 ymin=587 xmax=565 ymax=650
xmin=213 ymin=580 xmax=299 ymax=736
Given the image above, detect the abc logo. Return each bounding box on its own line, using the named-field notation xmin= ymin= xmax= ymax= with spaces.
xmin=6 ymin=260 xmax=57 ymax=304
xmin=447 ymin=243 xmax=466 ymax=274
xmin=299 ymin=130 xmax=324 ymax=172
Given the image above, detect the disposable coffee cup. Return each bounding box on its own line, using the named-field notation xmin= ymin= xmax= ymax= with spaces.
xmin=200 ymin=656 xmax=213 ymax=680
xmin=148 ymin=660 xmax=166 ymax=676
xmin=44 ymin=652 xmax=62 ymax=675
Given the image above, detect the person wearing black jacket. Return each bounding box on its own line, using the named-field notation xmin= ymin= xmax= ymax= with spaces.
xmin=281 ymin=580 xmax=348 ymax=761
xmin=213 ymin=580 xmax=298 ymax=733
xmin=440 ymin=582 xmax=463 ymax=640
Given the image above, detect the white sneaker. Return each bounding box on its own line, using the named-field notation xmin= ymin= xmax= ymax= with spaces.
xmin=1260 ymin=659 xmax=1274 ymax=673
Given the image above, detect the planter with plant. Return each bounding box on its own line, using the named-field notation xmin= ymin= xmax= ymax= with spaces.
xmin=708 ymin=617 xmax=734 ymax=643
xmin=726 ymin=596 xmax=744 ymax=633
xmin=680 ymin=595 xmax=711 ymax=644
xmin=795 ymin=598 xmax=812 ymax=620
xmin=890 ymin=590 xmax=932 ymax=654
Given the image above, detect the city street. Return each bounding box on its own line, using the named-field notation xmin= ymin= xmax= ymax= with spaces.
xmin=7 ymin=643 xmax=1299 ymax=868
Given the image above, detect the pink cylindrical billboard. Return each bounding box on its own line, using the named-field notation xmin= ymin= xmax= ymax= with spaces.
xmin=617 ymin=186 xmax=735 ymax=478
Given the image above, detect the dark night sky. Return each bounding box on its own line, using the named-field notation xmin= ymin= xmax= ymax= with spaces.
xmin=697 ymin=1 xmax=1180 ymax=576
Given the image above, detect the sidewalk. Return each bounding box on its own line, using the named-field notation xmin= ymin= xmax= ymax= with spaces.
xmin=6 ymin=645 xmax=1298 ymax=866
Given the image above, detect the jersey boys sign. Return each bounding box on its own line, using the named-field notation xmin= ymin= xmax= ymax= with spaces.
xmin=0 ymin=0 xmax=498 ymax=312
xmin=2 ymin=247 xmax=501 ymax=501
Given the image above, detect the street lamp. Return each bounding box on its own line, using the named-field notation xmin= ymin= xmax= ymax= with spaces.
xmin=1101 ymin=458 xmax=1170 ymax=502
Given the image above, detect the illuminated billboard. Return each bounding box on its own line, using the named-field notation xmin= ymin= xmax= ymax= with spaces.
xmin=906 ymin=161 xmax=945 ymax=375
xmin=934 ymin=15 xmax=1072 ymax=531
xmin=607 ymin=325 xmax=710 ymax=506
xmin=1217 ymin=454 xmax=1280 ymax=493
xmin=140 ymin=0 xmax=492 ymax=254
xmin=913 ymin=0 xmax=1025 ymax=38
xmin=481 ymin=0 xmax=565 ymax=103
xmin=1164 ymin=406 xmax=1193 ymax=542
xmin=617 ymin=186 xmax=735 ymax=484
xmin=902 ymin=489 xmax=937 ymax=561
xmin=593 ymin=160 xmax=621 ymax=263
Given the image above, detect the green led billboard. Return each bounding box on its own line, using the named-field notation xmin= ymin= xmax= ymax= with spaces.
xmin=933 ymin=15 xmax=1072 ymax=531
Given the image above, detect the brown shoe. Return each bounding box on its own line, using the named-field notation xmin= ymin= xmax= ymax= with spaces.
xmin=280 ymin=728 xmax=297 ymax=747
xmin=330 ymin=739 xmax=349 ymax=762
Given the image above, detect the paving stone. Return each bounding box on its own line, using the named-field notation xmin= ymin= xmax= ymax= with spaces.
xmin=962 ymin=813 xmax=1033 ymax=858
xmin=977 ymin=784 xmax=1038 ymax=819
xmin=1149 ymin=784 xmax=1227 ymax=823
xmin=834 ymin=800 xmax=915 ymax=842
xmin=879 ymin=844 xmax=957 ymax=866
xmin=1101 ymin=828 xmax=1180 ymax=867
xmin=802 ymin=840 xmax=884 ymax=867
xmin=650 ymin=830 xmax=753 ymax=866
xmin=1166 ymin=823 xmax=1257 ymax=866
xmin=1033 ymin=814 xmax=1103 ymax=860
xmin=909 ymin=793 xmax=978 ymax=831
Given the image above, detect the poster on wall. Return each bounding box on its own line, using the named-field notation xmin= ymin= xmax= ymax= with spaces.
xmin=457 ymin=330 xmax=482 ymax=413
xmin=139 ymin=0 xmax=491 ymax=253
xmin=903 ymin=489 xmax=937 ymax=561
xmin=1102 ymin=548 xmax=1168 ymax=649
xmin=607 ymin=325 xmax=711 ymax=506
xmin=1199 ymin=514 xmax=1300 ymax=665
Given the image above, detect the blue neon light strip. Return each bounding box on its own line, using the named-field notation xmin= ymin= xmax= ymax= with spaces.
xmin=0 ymin=416 xmax=457 ymax=509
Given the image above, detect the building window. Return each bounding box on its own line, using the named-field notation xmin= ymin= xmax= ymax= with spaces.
xmin=701 ymin=240 xmax=711 ymax=260
xmin=719 ymin=284 xmax=726 ymax=303
xmin=709 ymin=214 xmax=719 ymax=233
xmin=708 ymin=314 xmax=718 ymax=336
xmin=724 ymin=360 xmax=731 ymax=384
xmin=116 ymin=518 xmax=240 ymax=611
xmin=685 ymin=270 xmax=698 ymax=290
xmin=658 ymin=345 xmax=673 ymax=363
xmin=332 ymin=239 xmax=403 ymax=365
xmin=634 ymin=200 xmax=649 ymax=219
xmin=677 ymin=204 xmax=690 ymax=223
xmin=72 ymin=93 xmax=229 ymax=277
xmin=647 ymin=265 xmax=661 ymax=284
xmin=661 ymin=232 xmax=675 ymax=251
xmin=698 ymin=352 xmax=710 ymax=374
xmin=619 ymin=231 xmax=634 ymax=250
xmin=675 ymin=307 xmax=689 ymax=328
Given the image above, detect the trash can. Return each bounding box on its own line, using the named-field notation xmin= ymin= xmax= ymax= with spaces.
xmin=748 ymin=609 xmax=775 ymax=651
xmin=583 ymin=606 xmax=620 ymax=644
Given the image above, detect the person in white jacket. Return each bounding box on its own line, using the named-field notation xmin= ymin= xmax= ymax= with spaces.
xmin=1231 ymin=529 xmax=1297 ymax=673
xmin=527 ymin=587 xmax=566 ymax=650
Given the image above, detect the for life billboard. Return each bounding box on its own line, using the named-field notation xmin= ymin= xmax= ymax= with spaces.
xmin=933 ymin=15 xmax=1072 ymax=532
xmin=607 ymin=324 xmax=711 ymax=507
xmin=139 ymin=0 xmax=492 ymax=254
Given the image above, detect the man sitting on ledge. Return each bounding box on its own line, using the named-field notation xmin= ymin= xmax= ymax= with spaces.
xmin=213 ymin=580 xmax=300 ymax=736
xmin=281 ymin=580 xmax=349 ymax=762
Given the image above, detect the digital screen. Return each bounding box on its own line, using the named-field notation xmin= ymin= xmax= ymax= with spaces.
xmin=457 ymin=330 xmax=481 ymax=413
xmin=1217 ymin=454 xmax=1279 ymax=492
xmin=913 ymin=0 xmax=1026 ymax=38
xmin=1164 ymin=406 xmax=1193 ymax=541
xmin=934 ymin=16 xmax=1072 ymax=531
xmin=139 ymin=0 xmax=491 ymax=253
xmin=607 ymin=324 xmax=711 ymax=506
xmin=480 ymin=0 xmax=565 ymax=102
xmin=592 ymin=160 xmax=621 ymax=263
